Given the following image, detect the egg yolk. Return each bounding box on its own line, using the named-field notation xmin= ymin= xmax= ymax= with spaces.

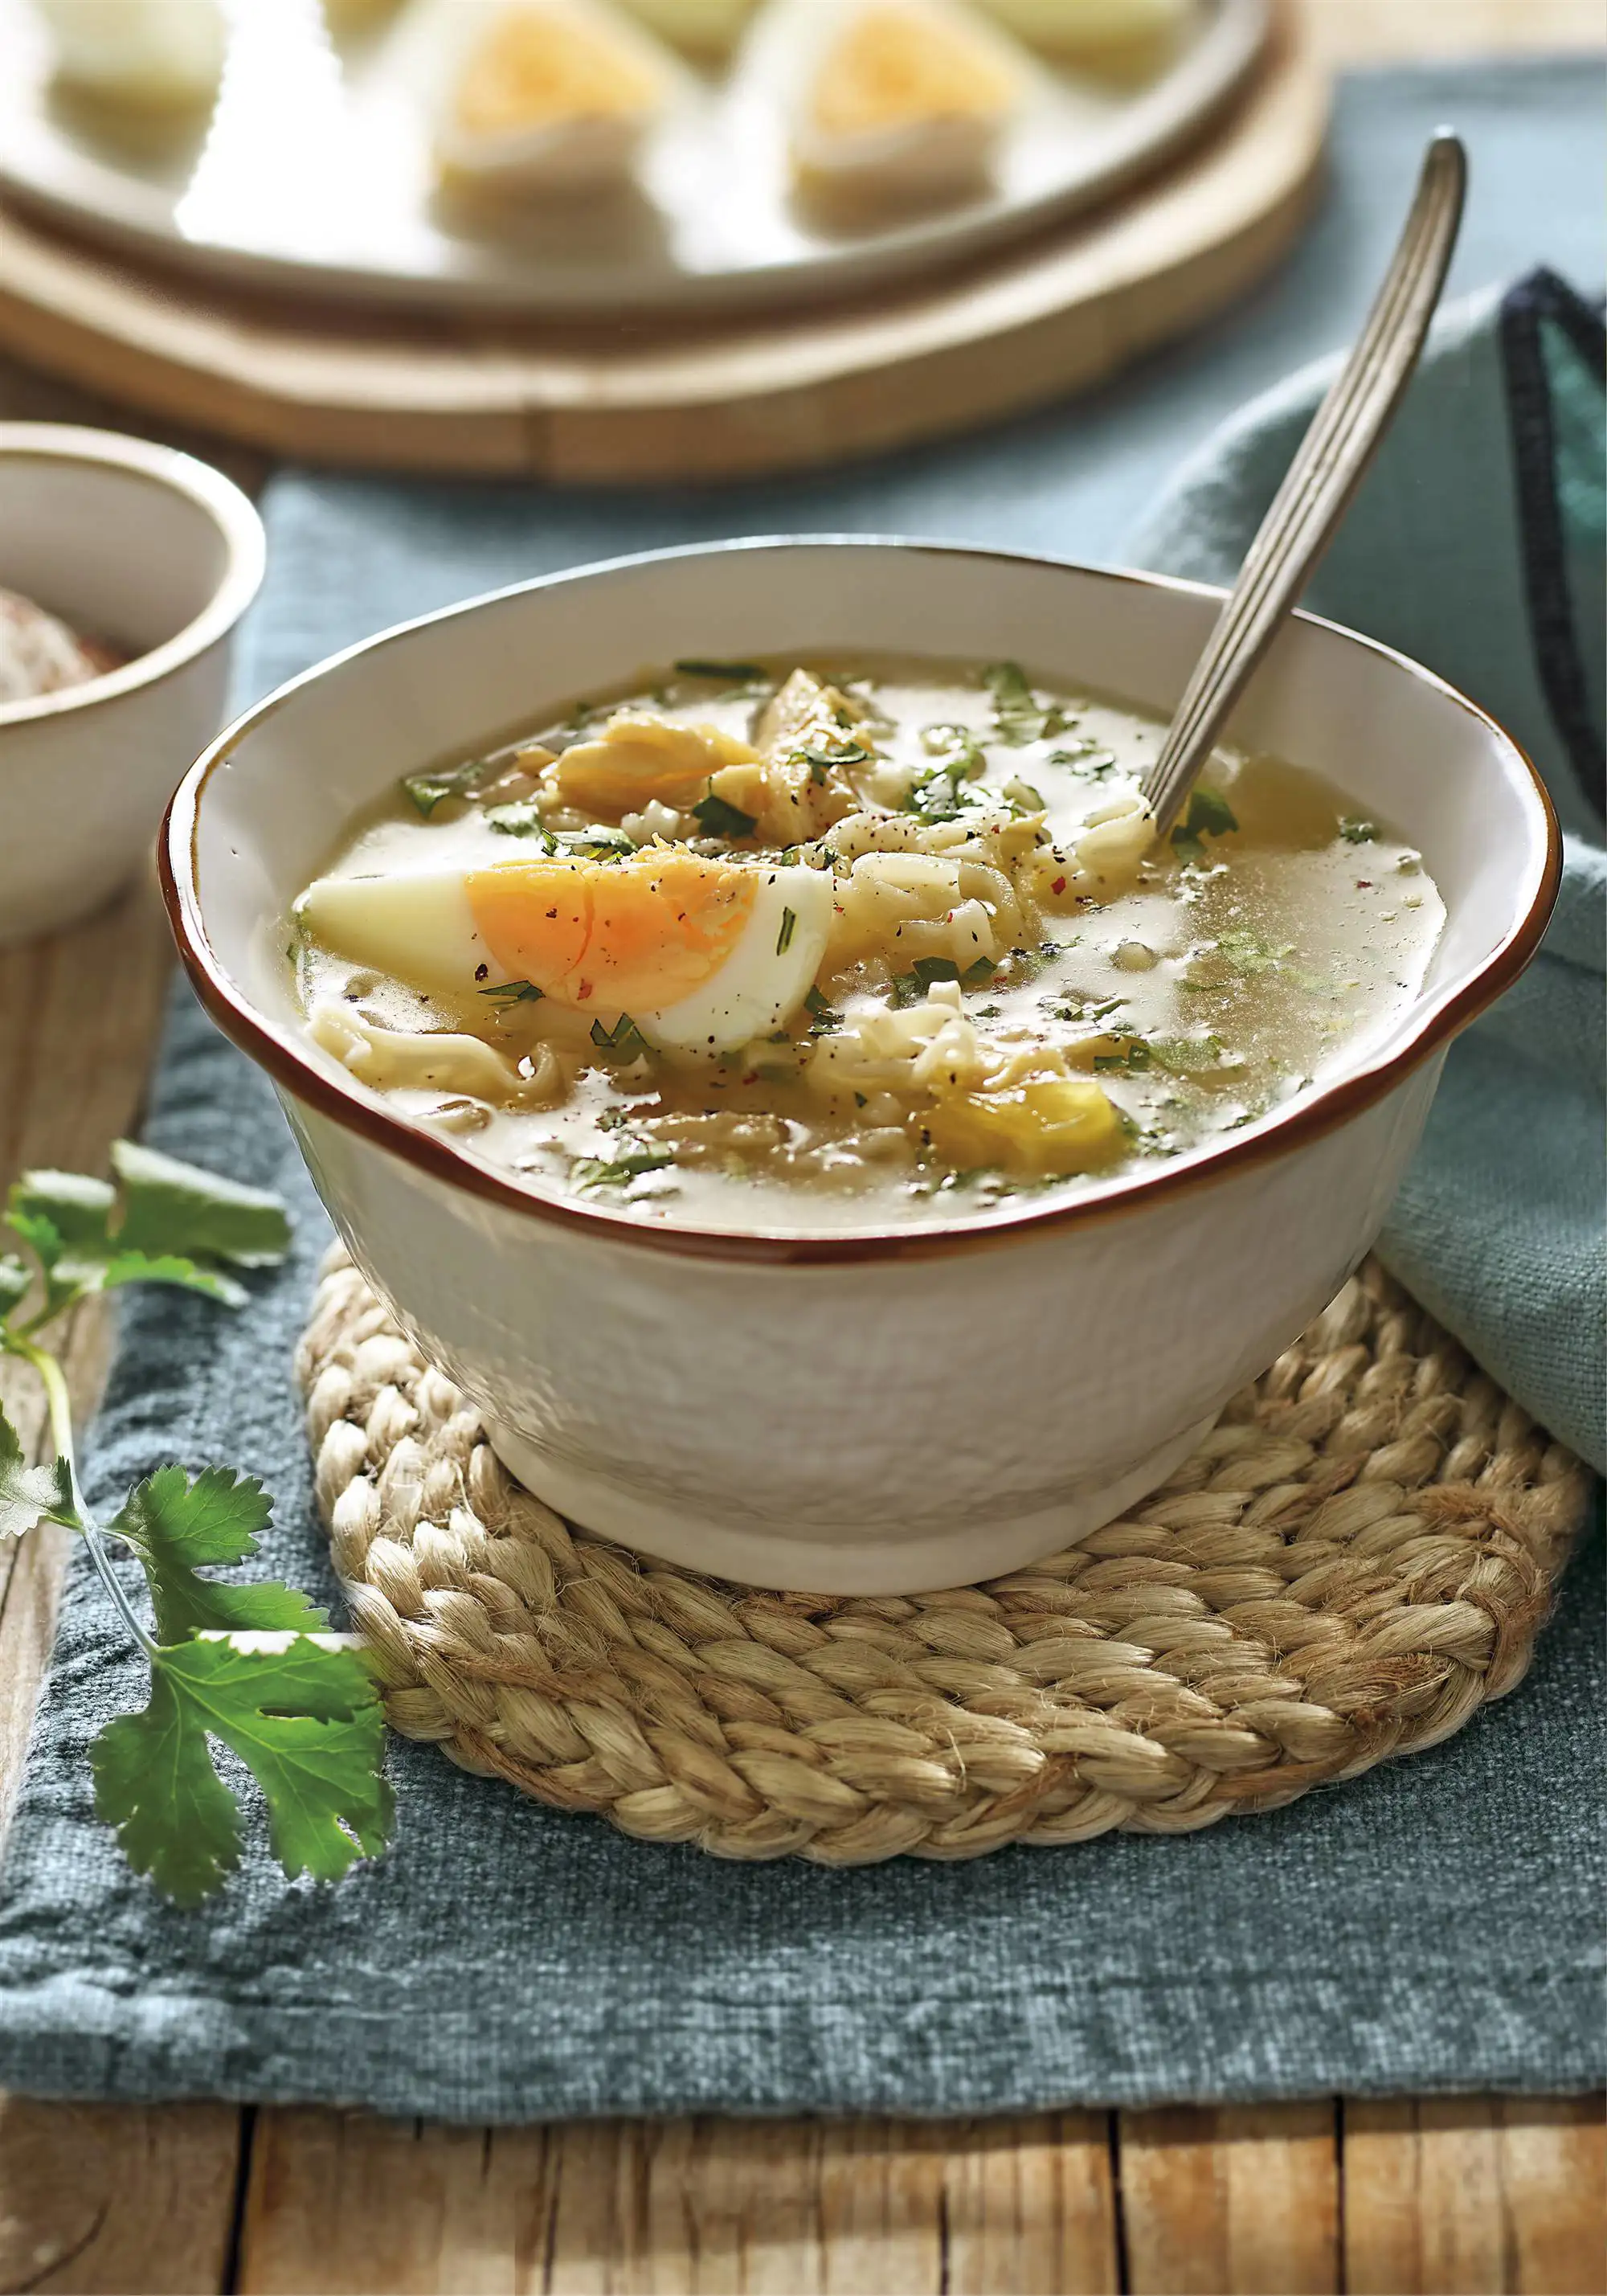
xmin=465 ymin=853 xmax=757 ymax=1012
xmin=454 ymin=6 xmax=661 ymax=136
xmin=812 ymin=3 xmax=1015 ymax=135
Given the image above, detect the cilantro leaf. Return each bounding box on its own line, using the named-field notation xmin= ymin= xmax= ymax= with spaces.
xmin=486 ymin=803 xmax=554 ymax=843
xmin=401 ymin=759 xmax=488 ymax=818
xmin=108 ymin=1466 xmax=325 ymax=1642
xmin=1170 ymin=788 xmax=1239 ymax=866
xmin=983 ymin=662 xmax=1069 ymax=746
xmin=572 ymin=1148 xmax=674 ymax=1192
xmin=589 ymin=1014 xmax=651 ymax=1058
xmin=110 ymin=1142 xmax=292 ymax=1271
xmin=91 ymin=1667 xmax=241 ymax=1903
xmin=6 ymin=1148 xmax=290 ymax=1321
xmin=0 ymin=1254 xmax=31 ymax=1320
xmin=691 ymin=792 xmax=759 ymax=840
xmin=0 ymin=1402 xmax=76 ymax=1539
xmin=92 ymin=1632 xmax=391 ymax=1905
xmin=478 ymin=978 xmax=546 ymax=1009
xmin=804 ymin=986 xmax=841 ymax=1034
xmin=1338 ymin=816 xmax=1377 ymax=844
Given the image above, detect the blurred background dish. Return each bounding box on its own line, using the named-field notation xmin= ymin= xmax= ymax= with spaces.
xmin=0 ymin=423 xmax=264 ymax=944
xmin=0 ymin=0 xmax=1269 ymax=314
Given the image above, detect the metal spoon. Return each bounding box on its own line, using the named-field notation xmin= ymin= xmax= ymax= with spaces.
xmin=1142 ymin=130 xmax=1467 ymax=840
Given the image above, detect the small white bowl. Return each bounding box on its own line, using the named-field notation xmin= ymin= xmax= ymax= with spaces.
xmin=162 ymin=540 xmax=1558 ymax=1594
xmin=0 ymin=424 xmax=264 ymax=945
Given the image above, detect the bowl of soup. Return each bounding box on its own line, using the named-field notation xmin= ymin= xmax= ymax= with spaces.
xmin=161 ymin=539 xmax=1557 ymax=1593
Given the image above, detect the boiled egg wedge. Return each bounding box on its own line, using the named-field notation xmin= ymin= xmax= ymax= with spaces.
xmin=791 ymin=0 xmax=1022 ymax=207
xmin=435 ymin=0 xmax=677 ymax=197
xmin=298 ymin=851 xmax=834 ymax=1055
xmin=36 ymin=0 xmax=226 ymax=111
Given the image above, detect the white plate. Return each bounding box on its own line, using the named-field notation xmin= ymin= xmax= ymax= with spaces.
xmin=0 ymin=0 xmax=1268 ymax=316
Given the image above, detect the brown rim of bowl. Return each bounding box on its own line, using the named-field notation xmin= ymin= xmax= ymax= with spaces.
xmin=0 ymin=424 xmax=265 ymax=731
xmin=160 ymin=537 xmax=1562 ymax=1271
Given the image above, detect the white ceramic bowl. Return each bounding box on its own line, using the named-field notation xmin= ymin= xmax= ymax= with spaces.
xmin=162 ymin=540 xmax=1557 ymax=1594
xmin=0 ymin=424 xmax=264 ymax=945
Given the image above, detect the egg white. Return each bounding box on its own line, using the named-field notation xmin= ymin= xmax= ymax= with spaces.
xmin=296 ymin=857 xmax=834 ymax=1054
xmin=38 ymin=0 xmax=226 ymax=108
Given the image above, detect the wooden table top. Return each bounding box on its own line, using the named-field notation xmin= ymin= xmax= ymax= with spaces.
xmin=1 ymin=5 xmax=1603 ymax=2288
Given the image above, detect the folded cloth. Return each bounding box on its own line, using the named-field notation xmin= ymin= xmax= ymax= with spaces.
xmin=0 ymin=67 xmax=1602 ymax=2124
xmin=1129 ymin=271 xmax=1606 ymax=1470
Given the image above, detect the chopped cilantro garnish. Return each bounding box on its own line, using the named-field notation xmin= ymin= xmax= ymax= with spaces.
xmin=889 ymin=974 xmax=924 ymax=1008
xmin=1094 ymin=1041 xmax=1152 ymax=1074
xmin=572 ymin=1148 xmax=673 ymax=1191
xmin=487 ymin=803 xmax=555 ymax=844
xmin=963 ymin=957 xmax=997 ymax=987
xmin=983 ymin=662 xmax=1069 ymax=746
xmin=1148 ymin=1035 xmax=1225 ymax=1075
xmin=1047 ymin=743 xmax=1116 ymax=779
xmin=805 ymin=985 xmax=842 ymax=1033
xmin=775 ymin=907 xmax=798 ymax=956
xmin=400 ymin=759 xmax=488 ymax=818
xmin=1170 ymin=787 xmax=1239 ymax=866
xmin=589 ymin=1014 xmax=651 ymax=1057
xmin=692 ymin=792 xmax=759 ymax=840
xmin=1339 ymin=816 xmax=1377 ymax=843
xmin=911 ymin=957 xmax=960 ymax=986
xmin=478 ymin=979 xmax=545 ymax=1008
xmin=674 ymin=658 xmax=765 ymax=682
xmin=562 ymin=828 xmax=634 ymax=861
xmin=1214 ymin=928 xmax=1291 ymax=975
xmin=796 ymin=743 xmax=869 ymax=781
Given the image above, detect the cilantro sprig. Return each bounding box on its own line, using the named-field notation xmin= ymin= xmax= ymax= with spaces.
xmin=0 ymin=1145 xmax=392 ymax=1906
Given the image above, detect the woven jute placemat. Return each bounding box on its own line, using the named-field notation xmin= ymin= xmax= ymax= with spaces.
xmin=297 ymin=1245 xmax=1592 ymax=1864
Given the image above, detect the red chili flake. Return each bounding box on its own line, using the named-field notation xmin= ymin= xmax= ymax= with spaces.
xmin=1051 ymin=876 xmax=1067 ymax=896
xmin=578 ymin=980 xmax=593 ymax=1001
xmin=1356 ymin=880 xmax=1373 ymax=890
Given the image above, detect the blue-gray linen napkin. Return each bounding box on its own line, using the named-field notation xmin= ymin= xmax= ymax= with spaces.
xmin=0 ymin=59 xmax=1601 ymax=2122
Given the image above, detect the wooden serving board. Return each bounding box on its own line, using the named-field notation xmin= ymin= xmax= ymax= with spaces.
xmin=0 ymin=8 xmax=1327 ymax=485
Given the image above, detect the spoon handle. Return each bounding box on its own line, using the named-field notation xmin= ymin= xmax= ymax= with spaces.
xmin=1142 ymin=130 xmax=1467 ymax=839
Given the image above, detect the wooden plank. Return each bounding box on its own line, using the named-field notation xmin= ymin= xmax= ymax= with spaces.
xmin=1116 ymin=2102 xmax=1340 ymax=2294
xmin=235 ymin=2109 xmax=1118 ymax=2294
xmin=0 ymin=878 xmax=173 ymax=1852
xmin=0 ymin=2092 xmax=240 ymax=2294
xmin=1343 ymin=2095 xmax=1607 ymax=2296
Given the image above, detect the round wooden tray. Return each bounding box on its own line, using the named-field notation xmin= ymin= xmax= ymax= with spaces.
xmin=0 ymin=9 xmax=1327 ymax=484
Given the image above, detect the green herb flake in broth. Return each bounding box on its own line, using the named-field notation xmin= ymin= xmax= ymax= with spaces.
xmin=589 ymin=1014 xmax=651 ymax=1058
xmin=572 ymin=1148 xmax=674 ymax=1191
xmin=983 ymin=661 xmax=1069 ymax=745
xmin=691 ymin=792 xmax=759 ymax=841
xmin=1093 ymin=1042 xmax=1152 ymax=1073
xmin=776 ymin=907 xmax=798 ymax=956
xmin=487 ymin=803 xmax=556 ymax=843
xmin=805 ymin=986 xmax=842 ymax=1034
xmin=1339 ymin=816 xmax=1378 ymax=843
xmin=1170 ymin=787 xmax=1240 ymax=866
xmin=479 ymin=979 xmax=546 ymax=1008
xmin=400 ymin=759 xmax=490 ymax=819
xmin=963 ymin=957 xmax=997 ymax=987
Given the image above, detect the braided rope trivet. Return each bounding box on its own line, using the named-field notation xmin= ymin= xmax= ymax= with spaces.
xmin=297 ymin=1246 xmax=1592 ymax=1863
